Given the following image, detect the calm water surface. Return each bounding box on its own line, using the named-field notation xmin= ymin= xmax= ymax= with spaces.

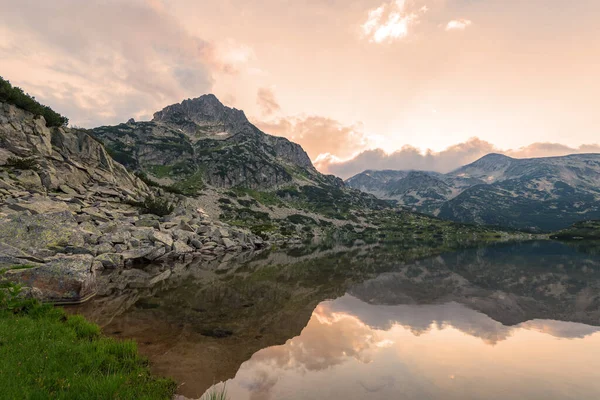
xmin=74 ymin=241 xmax=600 ymax=399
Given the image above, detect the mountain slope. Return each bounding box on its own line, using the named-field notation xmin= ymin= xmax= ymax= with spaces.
xmin=347 ymin=153 xmax=600 ymax=231
xmin=91 ymin=95 xmax=331 ymax=193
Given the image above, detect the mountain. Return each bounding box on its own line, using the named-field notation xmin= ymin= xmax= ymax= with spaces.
xmin=91 ymin=95 xmax=335 ymax=192
xmin=347 ymin=153 xmax=600 ymax=231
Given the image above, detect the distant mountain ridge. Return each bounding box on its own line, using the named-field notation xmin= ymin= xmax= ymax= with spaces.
xmin=346 ymin=153 xmax=600 ymax=231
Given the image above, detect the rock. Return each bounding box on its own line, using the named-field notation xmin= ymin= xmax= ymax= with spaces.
xmin=172 ymin=240 xmax=194 ymax=254
xmin=222 ymin=238 xmax=236 ymax=249
xmin=190 ymin=239 xmax=204 ymax=249
xmin=113 ymin=244 xmax=128 ymax=252
xmin=171 ymin=229 xmax=195 ymax=242
xmin=0 ymin=211 xmax=83 ymax=251
xmin=218 ymin=228 xmax=230 ymax=238
xmin=95 ymin=253 xmax=123 ymax=269
xmin=148 ymin=269 xmax=172 ymax=286
xmin=119 ymin=269 xmax=151 ymax=289
xmin=179 ymin=221 xmax=196 ymax=232
xmin=143 ymin=246 xmax=167 ymax=261
xmin=121 ymin=247 xmax=156 ymax=262
xmin=0 ymin=242 xmax=45 ymax=265
xmin=135 ymin=217 xmax=161 ymax=228
xmin=4 ymin=255 xmax=97 ymax=303
xmin=104 ymin=230 xmax=132 ymax=244
xmin=13 ymin=170 xmax=43 ymax=190
xmin=7 ymin=199 xmax=70 ymax=215
xmin=81 ymin=207 xmax=110 ymax=222
xmin=197 ymin=225 xmax=211 ymax=234
xmin=96 ymin=243 xmax=114 ymax=254
xmin=59 ymin=184 xmax=78 ymax=195
xmin=150 ymin=231 xmax=173 ymax=247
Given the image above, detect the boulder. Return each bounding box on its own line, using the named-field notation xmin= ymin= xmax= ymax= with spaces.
xmin=190 ymin=239 xmax=204 ymax=249
xmin=222 ymin=238 xmax=236 ymax=249
xmin=150 ymin=230 xmax=173 ymax=247
xmin=0 ymin=211 xmax=83 ymax=251
xmin=148 ymin=269 xmax=172 ymax=286
xmin=4 ymin=255 xmax=97 ymax=303
xmin=144 ymin=246 xmax=167 ymax=261
xmin=172 ymin=240 xmax=194 ymax=254
xmin=95 ymin=253 xmax=124 ymax=269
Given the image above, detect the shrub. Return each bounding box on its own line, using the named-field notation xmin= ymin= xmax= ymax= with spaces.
xmin=0 ymin=76 xmax=68 ymax=127
xmin=5 ymin=156 xmax=39 ymax=171
xmin=141 ymin=196 xmax=174 ymax=217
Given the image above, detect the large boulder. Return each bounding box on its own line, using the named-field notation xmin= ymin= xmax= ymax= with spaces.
xmin=3 ymin=255 xmax=97 ymax=303
xmin=0 ymin=211 xmax=83 ymax=255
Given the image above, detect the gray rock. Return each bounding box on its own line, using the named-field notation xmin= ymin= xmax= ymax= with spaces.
xmin=172 ymin=240 xmax=194 ymax=254
xmin=59 ymin=185 xmax=78 ymax=195
xmin=222 ymin=238 xmax=236 ymax=249
xmin=135 ymin=217 xmax=161 ymax=228
xmin=150 ymin=231 xmax=173 ymax=247
xmin=144 ymin=246 xmax=167 ymax=261
xmin=148 ymin=269 xmax=172 ymax=286
xmin=95 ymin=253 xmax=123 ymax=269
xmin=4 ymin=254 xmax=97 ymax=303
xmin=96 ymin=243 xmax=114 ymax=254
xmin=190 ymin=239 xmax=204 ymax=249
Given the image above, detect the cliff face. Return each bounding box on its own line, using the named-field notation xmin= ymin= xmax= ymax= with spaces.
xmin=0 ymin=102 xmax=147 ymax=195
xmin=91 ymin=95 xmax=317 ymax=191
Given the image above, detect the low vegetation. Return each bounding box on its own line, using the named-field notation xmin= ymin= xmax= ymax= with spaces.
xmin=0 ymin=264 xmax=36 ymax=275
xmin=0 ymin=76 xmax=68 ymax=127
xmin=201 ymin=384 xmax=229 ymax=400
xmin=551 ymin=220 xmax=600 ymax=240
xmin=0 ymin=283 xmax=176 ymax=399
xmin=141 ymin=195 xmax=175 ymax=217
xmin=4 ymin=156 xmax=39 ymax=171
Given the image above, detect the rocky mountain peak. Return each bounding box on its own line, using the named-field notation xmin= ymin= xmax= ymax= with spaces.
xmin=151 ymin=94 xmax=249 ymax=135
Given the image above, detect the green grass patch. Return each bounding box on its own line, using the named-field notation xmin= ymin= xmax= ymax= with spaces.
xmin=169 ymin=170 xmax=205 ymax=196
xmin=233 ymin=188 xmax=282 ymax=206
xmin=0 ymin=264 xmax=36 ymax=275
xmin=147 ymin=164 xmax=174 ymax=178
xmin=0 ymin=287 xmax=176 ymax=399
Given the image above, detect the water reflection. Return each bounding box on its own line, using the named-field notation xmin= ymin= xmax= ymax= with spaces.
xmin=71 ymin=240 xmax=600 ymax=398
xmin=222 ymin=297 xmax=600 ymax=400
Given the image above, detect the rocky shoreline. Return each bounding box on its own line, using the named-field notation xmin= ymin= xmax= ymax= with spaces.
xmin=0 ymin=187 xmax=268 ymax=303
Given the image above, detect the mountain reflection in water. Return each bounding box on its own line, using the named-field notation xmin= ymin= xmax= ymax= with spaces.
xmin=222 ymin=297 xmax=600 ymax=400
xmin=72 ymin=240 xmax=600 ymax=399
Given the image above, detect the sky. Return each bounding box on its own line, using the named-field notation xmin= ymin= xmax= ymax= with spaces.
xmin=1 ymin=0 xmax=599 ymax=178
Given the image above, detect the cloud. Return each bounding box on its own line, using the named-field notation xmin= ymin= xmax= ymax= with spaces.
xmin=316 ymin=138 xmax=600 ymax=179
xmin=445 ymin=19 xmax=472 ymax=31
xmin=255 ymin=116 xmax=369 ymax=160
xmin=361 ymin=1 xmax=423 ymax=43
xmin=256 ymin=88 xmax=281 ymax=116
xmin=0 ymin=0 xmax=253 ymax=127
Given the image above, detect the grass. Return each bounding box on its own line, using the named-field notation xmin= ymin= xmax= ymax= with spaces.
xmin=0 ymin=264 xmax=36 ymax=275
xmin=232 ymin=187 xmax=282 ymax=207
xmin=0 ymin=284 xmax=176 ymax=399
xmin=201 ymin=384 xmax=229 ymax=400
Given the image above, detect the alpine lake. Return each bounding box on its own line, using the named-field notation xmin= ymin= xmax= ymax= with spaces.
xmin=71 ymin=239 xmax=600 ymax=399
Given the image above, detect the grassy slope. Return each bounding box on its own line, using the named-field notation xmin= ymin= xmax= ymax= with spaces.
xmin=551 ymin=220 xmax=600 ymax=240
xmin=0 ymin=290 xmax=176 ymax=400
